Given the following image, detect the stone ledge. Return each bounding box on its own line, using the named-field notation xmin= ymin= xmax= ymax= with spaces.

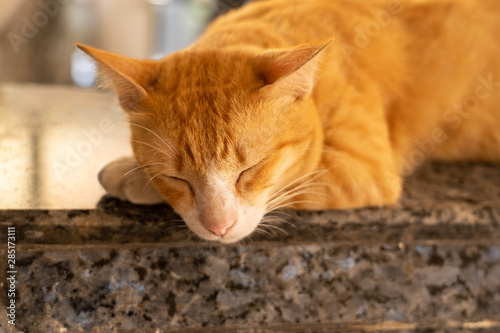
xmin=1 ymin=203 xmax=500 ymax=247
xmin=2 ymin=242 xmax=500 ymax=332
xmin=1 ymin=162 xmax=500 ymax=246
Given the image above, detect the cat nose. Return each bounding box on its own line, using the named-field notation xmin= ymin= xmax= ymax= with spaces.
xmin=204 ymin=220 xmax=235 ymax=237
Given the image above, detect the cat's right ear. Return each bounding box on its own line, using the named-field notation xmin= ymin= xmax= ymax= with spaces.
xmin=256 ymin=40 xmax=333 ymax=99
xmin=76 ymin=44 xmax=159 ymax=112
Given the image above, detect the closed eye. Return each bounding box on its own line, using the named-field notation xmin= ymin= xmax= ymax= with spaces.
xmin=237 ymin=161 xmax=263 ymax=186
xmin=162 ymin=175 xmax=194 ymax=193
xmin=168 ymin=175 xmax=187 ymax=182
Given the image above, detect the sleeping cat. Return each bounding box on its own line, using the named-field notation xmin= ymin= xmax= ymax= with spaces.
xmin=78 ymin=0 xmax=500 ymax=243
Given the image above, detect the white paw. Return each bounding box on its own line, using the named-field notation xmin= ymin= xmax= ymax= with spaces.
xmin=98 ymin=156 xmax=165 ymax=205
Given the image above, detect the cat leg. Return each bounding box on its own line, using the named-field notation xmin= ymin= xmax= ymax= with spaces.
xmin=98 ymin=156 xmax=165 ymax=204
xmin=298 ymin=91 xmax=402 ymax=210
xmin=309 ymin=148 xmax=401 ymax=209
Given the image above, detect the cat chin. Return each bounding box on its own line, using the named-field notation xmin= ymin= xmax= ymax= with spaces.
xmin=180 ymin=205 xmax=265 ymax=243
xmin=186 ymin=223 xmax=258 ymax=243
xmin=200 ymin=225 xmax=258 ymax=244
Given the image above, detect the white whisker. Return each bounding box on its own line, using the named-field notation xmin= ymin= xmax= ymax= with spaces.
xmin=266 ymin=188 xmax=334 ymax=212
xmin=268 ymin=200 xmax=324 ymax=210
xmin=267 ymin=181 xmax=333 ymax=207
xmin=268 ymin=190 xmax=331 ymax=207
xmin=265 ymin=210 xmax=297 ymax=222
xmin=143 ymin=171 xmax=166 ymax=191
xmin=262 ymin=213 xmax=297 ymax=228
xmin=165 ymin=225 xmax=189 ymax=232
xmin=129 ymin=123 xmax=178 ymax=156
xmin=254 ymin=227 xmax=272 ymax=238
xmin=131 ymin=140 xmax=175 ymax=160
xmin=268 ymin=169 xmax=329 ymax=201
xmin=115 ymin=162 xmax=165 ymax=183
xmin=259 ymin=222 xmax=289 ymax=236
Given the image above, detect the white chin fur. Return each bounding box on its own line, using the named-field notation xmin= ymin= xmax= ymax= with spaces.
xmin=181 ymin=205 xmax=265 ymax=243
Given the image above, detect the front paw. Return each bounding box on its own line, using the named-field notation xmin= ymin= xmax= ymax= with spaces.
xmin=98 ymin=157 xmax=165 ymax=205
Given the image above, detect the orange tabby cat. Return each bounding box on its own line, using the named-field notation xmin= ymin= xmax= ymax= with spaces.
xmin=78 ymin=0 xmax=500 ymax=243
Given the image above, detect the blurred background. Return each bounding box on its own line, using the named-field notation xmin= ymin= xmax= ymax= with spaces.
xmin=0 ymin=0 xmax=250 ymax=86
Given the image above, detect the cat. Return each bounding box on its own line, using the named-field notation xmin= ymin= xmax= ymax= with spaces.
xmin=77 ymin=0 xmax=500 ymax=243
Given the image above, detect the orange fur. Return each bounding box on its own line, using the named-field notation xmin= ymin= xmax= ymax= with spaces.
xmin=78 ymin=0 xmax=500 ymax=242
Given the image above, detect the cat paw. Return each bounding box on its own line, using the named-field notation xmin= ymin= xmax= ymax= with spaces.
xmin=98 ymin=156 xmax=165 ymax=205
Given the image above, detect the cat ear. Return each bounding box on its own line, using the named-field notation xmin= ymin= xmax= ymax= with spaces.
xmin=76 ymin=43 xmax=158 ymax=112
xmin=257 ymin=40 xmax=333 ymax=99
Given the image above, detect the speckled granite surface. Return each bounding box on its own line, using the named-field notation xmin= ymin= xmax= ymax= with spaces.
xmin=1 ymin=162 xmax=500 ymax=332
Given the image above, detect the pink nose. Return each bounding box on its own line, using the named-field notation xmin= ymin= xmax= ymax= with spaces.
xmin=204 ymin=221 xmax=235 ymax=237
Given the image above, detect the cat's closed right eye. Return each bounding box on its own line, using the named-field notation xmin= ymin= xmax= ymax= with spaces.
xmin=161 ymin=175 xmax=194 ymax=194
xmin=236 ymin=162 xmax=262 ymax=186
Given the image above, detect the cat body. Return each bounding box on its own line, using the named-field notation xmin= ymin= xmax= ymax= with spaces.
xmin=79 ymin=0 xmax=500 ymax=242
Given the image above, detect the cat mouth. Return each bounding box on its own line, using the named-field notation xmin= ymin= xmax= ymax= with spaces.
xmin=191 ymin=213 xmax=263 ymax=244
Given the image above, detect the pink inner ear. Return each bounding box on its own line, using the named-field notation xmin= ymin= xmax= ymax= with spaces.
xmin=257 ymin=41 xmax=333 ymax=97
xmin=77 ymin=43 xmax=158 ymax=112
xmin=261 ymin=47 xmax=324 ymax=85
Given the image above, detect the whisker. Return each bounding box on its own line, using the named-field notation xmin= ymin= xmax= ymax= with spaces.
xmin=266 ymin=181 xmax=333 ymax=207
xmin=129 ymin=123 xmax=178 ymax=155
xmin=259 ymin=222 xmax=289 ymax=236
xmin=268 ymin=169 xmax=329 ymax=201
xmin=260 ymin=216 xmax=292 ymax=228
xmin=165 ymin=225 xmax=189 ymax=232
xmin=115 ymin=163 xmax=165 ymax=184
xmin=131 ymin=140 xmax=175 ymax=160
xmin=266 ymin=209 xmax=297 ymax=222
xmin=254 ymin=228 xmax=272 ymax=239
xmin=262 ymin=215 xmax=297 ymax=229
xmin=184 ymin=231 xmax=196 ymax=242
xmin=267 ymin=209 xmax=294 ymax=216
xmin=266 ymin=179 xmax=332 ymax=210
xmin=241 ymin=235 xmax=254 ymax=246
xmin=143 ymin=171 xmax=166 ymax=191
xmin=266 ymin=189 xmax=334 ymax=212
xmin=266 ymin=176 xmax=339 ymax=212
xmin=268 ymin=200 xmax=324 ymax=211
xmin=268 ymin=189 xmax=330 ymax=205
xmin=164 ymin=219 xmax=186 ymax=223
xmin=270 ymin=179 xmax=333 ymax=197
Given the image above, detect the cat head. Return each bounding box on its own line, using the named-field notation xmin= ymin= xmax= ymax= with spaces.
xmin=78 ymin=41 xmax=331 ymax=243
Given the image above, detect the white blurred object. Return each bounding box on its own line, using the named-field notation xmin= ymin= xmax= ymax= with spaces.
xmin=149 ymin=0 xmax=215 ymax=59
xmin=65 ymin=0 xmax=98 ymax=87
xmin=71 ymin=49 xmax=97 ymax=87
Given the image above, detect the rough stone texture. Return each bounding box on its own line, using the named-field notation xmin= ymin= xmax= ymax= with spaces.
xmin=1 ymin=162 xmax=500 ymax=332
xmin=4 ymin=243 xmax=500 ymax=332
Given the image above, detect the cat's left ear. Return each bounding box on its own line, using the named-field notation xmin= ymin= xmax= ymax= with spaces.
xmin=76 ymin=43 xmax=159 ymax=112
xmin=256 ymin=40 xmax=333 ymax=99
